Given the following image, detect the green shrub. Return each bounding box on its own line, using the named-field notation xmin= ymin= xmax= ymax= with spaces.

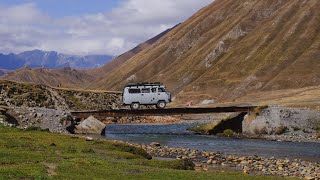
xmin=24 ymin=126 xmax=49 ymax=132
xmin=223 ymin=129 xmax=234 ymax=137
xmin=292 ymin=126 xmax=301 ymax=131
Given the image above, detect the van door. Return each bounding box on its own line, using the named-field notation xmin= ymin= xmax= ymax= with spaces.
xmin=141 ymin=88 xmax=152 ymax=104
xmin=157 ymin=87 xmax=167 ymax=101
xmin=150 ymin=87 xmax=158 ymax=104
xmin=128 ymin=88 xmax=141 ymax=104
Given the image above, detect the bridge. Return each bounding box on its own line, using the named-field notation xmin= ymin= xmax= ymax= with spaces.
xmin=71 ymin=106 xmax=257 ymax=119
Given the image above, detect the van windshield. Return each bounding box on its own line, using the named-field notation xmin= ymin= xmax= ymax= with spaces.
xmin=158 ymin=88 xmax=166 ymax=92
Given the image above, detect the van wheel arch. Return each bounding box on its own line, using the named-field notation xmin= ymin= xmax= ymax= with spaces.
xmin=156 ymin=101 xmax=166 ymax=109
xmin=130 ymin=102 xmax=140 ymax=110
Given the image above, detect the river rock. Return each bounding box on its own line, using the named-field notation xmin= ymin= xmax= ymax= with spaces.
xmin=85 ymin=137 xmax=94 ymax=141
xmin=304 ymin=176 xmax=315 ymax=180
xmin=150 ymin=142 xmax=161 ymax=147
xmin=75 ymin=116 xmax=106 ymax=134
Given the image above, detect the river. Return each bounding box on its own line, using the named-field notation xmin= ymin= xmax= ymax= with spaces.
xmin=100 ymin=122 xmax=320 ymax=162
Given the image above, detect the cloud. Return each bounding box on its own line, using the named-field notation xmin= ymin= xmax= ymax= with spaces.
xmin=0 ymin=0 xmax=213 ymax=55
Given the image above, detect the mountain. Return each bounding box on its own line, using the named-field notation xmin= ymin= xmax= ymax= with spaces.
xmin=3 ymin=67 xmax=96 ymax=89
xmin=88 ymin=0 xmax=320 ymax=106
xmin=0 ymin=69 xmax=10 ymax=76
xmin=0 ymin=53 xmax=25 ymax=70
xmin=90 ymin=24 xmax=179 ymax=80
xmin=0 ymin=50 xmax=113 ymax=70
xmin=1 ymin=26 xmax=176 ymax=88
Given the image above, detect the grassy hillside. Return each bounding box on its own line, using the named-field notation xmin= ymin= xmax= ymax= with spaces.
xmin=0 ymin=126 xmax=286 ymax=179
xmin=90 ymin=0 xmax=320 ymax=106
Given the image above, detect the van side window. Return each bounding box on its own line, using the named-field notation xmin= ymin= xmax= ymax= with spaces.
xmin=151 ymin=88 xmax=157 ymax=93
xmin=128 ymin=89 xmax=141 ymax=94
xmin=158 ymin=88 xmax=166 ymax=92
xmin=141 ymin=88 xmax=150 ymax=93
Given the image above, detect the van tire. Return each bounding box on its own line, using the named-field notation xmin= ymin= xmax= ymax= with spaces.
xmin=156 ymin=101 xmax=166 ymax=109
xmin=130 ymin=102 xmax=140 ymax=110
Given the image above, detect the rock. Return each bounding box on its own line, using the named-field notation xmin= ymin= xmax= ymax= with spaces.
xmin=242 ymin=106 xmax=320 ymax=136
xmin=150 ymin=142 xmax=161 ymax=147
xmin=304 ymin=176 xmax=315 ymax=180
xmin=38 ymin=113 xmax=43 ymax=118
xmin=75 ymin=116 xmax=106 ymax=134
xmin=207 ymin=159 xmax=213 ymax=165
xmin=194 ymin=163 xmax=202 ymax=168
xmin=85 ymin=137 xmax=94 ymax=141
xmin=209 ymin=156 xmax=215 ymax=160
xmin=212 ymin=160 xmax=218 ymax=164
xmin=221 ymin=162 xmax=228 ymax=166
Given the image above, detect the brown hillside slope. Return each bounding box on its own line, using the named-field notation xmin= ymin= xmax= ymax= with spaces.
xmin=88 ymin=25 xmax=178 ymax=80
xmin=1 ymin=26 xmax=176 ymax=88
xmin=91 ymin=0 xmax=320 ymax=105
xmin=2 ymin=67 xmax=95 ymax=88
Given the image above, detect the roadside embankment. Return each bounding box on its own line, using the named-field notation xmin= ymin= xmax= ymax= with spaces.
xmin=0 ymin=80 xmax=122 ymax=133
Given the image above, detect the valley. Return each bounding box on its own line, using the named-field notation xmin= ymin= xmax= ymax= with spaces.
xmin=0 ymin=0 xmax=319 ymax=179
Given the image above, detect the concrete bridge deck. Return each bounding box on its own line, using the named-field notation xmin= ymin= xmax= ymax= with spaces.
xmin=71 ymin=106 xmax=257 ymax=119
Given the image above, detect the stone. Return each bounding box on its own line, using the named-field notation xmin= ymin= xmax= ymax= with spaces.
xmin=221 ymin=162 xmax=228 ymax=166
xmin=304 ymin=177 xmax=315 ymax=180
xmin=150 ymin=142 xmax=161 ymax=147
xmin=194 ymin=163 xmax=202 ymax=168
xmin=85 ymin=137 xmax=94 ymax=141
xmin=209 ymin=156 xmax=215 ymax=159
xmin=38 ymin=113 xmax=43 ymax=118
xmin=212 ymin=160 xmax=218 ymax=164
xmin=75 ymin=116 xmax=106 ymax=134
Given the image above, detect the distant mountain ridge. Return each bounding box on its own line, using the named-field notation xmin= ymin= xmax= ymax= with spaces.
xmin=0 ymin=50 xmax=113 ymax=70
xmin=1 ymin=25 xmax=176 ymax=88
xmin=0 ymin=69 xmax=10 ymax=76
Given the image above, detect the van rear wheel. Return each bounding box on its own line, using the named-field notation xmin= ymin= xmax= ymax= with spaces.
xmin=156 ymin=101 xmax=166 ymax=109
xmin=130 ymin=102 xmax=140 ymax=110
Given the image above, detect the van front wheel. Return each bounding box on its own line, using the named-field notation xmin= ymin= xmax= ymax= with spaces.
xmin=130 ymin=103 xmax=140 ymax=110
xmin=156 ymin=101 xmax=166 ymax=109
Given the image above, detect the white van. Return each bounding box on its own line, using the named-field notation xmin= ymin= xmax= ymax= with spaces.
xmin=123 ymin=82 xmax=171 ymax=110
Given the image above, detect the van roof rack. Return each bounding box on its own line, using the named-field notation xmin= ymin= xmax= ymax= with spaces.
xmin=126 ymin=82 xmax=163 ymax=87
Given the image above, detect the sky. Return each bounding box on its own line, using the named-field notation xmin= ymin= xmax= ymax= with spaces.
xmin=0 ymin=0 xmax=214 ymax=56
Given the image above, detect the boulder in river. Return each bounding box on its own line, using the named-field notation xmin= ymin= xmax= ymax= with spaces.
xmin=75 ymin=116 xmax=106 ymax=134
xmin=242 ymin=106 xmax=320 ymax=135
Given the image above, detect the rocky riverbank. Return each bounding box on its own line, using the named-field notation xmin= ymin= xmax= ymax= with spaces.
xmin=0 ymin=80 xmax=124 ymax=132
xmin=126 ymin=142 xmax=320 ymax=179
xmin=187 ymin=106 xmax=320 ymax=143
